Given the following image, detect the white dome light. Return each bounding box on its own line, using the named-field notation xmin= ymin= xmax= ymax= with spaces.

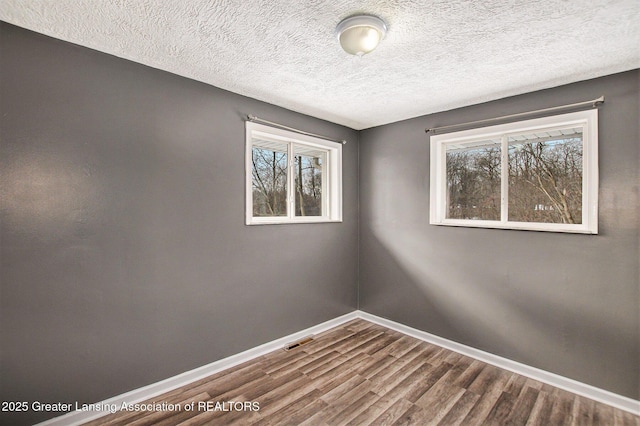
xmin=336 ymin=15 xmax=387 ymax=56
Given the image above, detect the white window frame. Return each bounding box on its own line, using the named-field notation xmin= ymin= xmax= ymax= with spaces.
xmin=246 ymin=121 xmax=343 ymax=225
xmin=430 ymin=109 xmax=598 ymax=234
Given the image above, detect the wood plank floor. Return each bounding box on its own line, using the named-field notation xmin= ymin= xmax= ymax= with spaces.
xmin=84 ymin=319 xmax=639 ymax=425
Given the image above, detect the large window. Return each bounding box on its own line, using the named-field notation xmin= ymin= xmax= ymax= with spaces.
xmin=430 ymin=110 xmax=598 ymax=233
xmin=246 ymin=122 xmax=342 ymax=225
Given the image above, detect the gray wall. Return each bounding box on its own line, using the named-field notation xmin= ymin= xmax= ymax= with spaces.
xmin=0 ymin=23 xmax=358 ymax=425
xmin=359 ymin=70 xmax=640 ymax=399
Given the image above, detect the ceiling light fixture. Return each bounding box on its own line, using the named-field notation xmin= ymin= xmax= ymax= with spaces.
xmin=336 ymin=15 xmax=387 ymax=56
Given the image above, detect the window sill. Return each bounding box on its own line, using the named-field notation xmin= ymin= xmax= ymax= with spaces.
xmin=431 ymin=220 xmax=597 ymax=234
xmin=247 ymin=217 xmax=343 ymax=225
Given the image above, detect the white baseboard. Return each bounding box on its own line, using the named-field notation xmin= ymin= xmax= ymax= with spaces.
xmin=37 ymin=311 xmax=359 ymax=426
xmin=356 ymin=310 xmax=640 ymax=416
xmin=38 ymin=309 xmax=638 ymax=425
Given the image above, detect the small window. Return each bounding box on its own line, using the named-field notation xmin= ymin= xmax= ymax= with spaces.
xmin=246 ymin=122 xmax=342 ymax=225
xmin=430 ymin=110 xmax=598 ymax=233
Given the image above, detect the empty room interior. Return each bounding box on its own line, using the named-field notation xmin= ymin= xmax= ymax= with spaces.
xmin=1 ymin=1 xmax=639 ymax=425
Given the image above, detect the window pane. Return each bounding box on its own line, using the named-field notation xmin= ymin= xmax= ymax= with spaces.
xmin=252 ymin=139 xmax=288 ymax=217
xmin=508 ymin=128 xmax=583 ymax=224
xmin=293 ymin=144 xmax=325 ymax=217
xmin=446 ymin=140 xmax=501 ymax=220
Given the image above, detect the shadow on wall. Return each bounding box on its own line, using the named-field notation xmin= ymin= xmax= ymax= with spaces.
xmin=368 ymin=224 xmax=636 ymax=387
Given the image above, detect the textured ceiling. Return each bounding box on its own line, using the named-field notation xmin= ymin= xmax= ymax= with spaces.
xmin=1 ymin=1 xmax=639 ymax=130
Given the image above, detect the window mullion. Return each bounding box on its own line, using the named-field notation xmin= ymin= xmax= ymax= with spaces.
xmin=501 ymin=135 xmax=509 ymax=223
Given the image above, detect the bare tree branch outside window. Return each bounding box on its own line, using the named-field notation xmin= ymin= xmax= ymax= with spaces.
xmin=252 ymin=147 xmax=287 ymax=216
xmin=251 ymin=145 xmax=324 ymax=217
xmin=508 ymin=134 xmax=583 ymax=224
xmin=444 ymin=131 xmax=583 ymax=224
xmin=294 ymin=154 xmax=323 ymax=216
xmin=446 ymin=144 xmax=501 ymax=220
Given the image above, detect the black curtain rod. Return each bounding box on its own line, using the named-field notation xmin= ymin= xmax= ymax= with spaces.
xmin=425 ymin=96 xmax=605 ymax=135
xmin=247 ymin=115 xmax=347 ymax=145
